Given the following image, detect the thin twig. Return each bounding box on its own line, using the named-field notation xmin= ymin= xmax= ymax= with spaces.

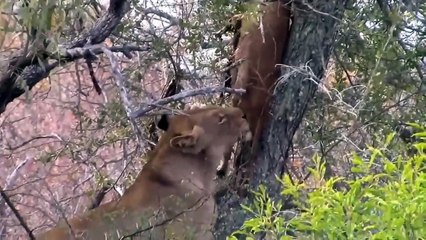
xmin=131 ymin=87 xmax=246 ymax=118
xmin=143 ymin=8 xmax=180 ymax=26
xmin=6 ymin=134 xmax=63 ymax=151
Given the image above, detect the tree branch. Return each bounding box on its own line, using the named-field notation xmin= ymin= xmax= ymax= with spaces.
xmin=142 ymin=8 xmax=181 ymax=26
xmin=0 ymin=187 xmax=35 ymax=240
xmin=0 ymin=0 xmax=132 ymax=115
xmin=0 ymin=158 xmax=31 ymax=238
xmin=131 ymin=87 xmax=246 ymax=118
xmin=102 ymin=47 xmax=147 ymax=150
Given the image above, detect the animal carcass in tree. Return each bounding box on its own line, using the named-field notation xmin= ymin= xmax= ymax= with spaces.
xmin=219 ymin=1 xmax=291 ymax=186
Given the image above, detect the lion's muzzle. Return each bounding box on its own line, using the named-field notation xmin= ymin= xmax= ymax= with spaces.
xmin=239 ymin=121 xmax=252 ymax=142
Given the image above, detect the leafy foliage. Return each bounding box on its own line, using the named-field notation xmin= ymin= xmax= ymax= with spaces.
xmin=290 ymin=0 xmax=426 ymax=187
xmin=231 ymin=126 xmax=426 ymax=239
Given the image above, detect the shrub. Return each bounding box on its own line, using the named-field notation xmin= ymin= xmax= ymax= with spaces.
xmin=230 ymin=125 xmax=426 ymax=240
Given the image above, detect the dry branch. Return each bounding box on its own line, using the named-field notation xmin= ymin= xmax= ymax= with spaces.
xmin=0 ymin=188 xmax=35 ymax=240
xmin=131 ymin=87 xmax=246 ymax=118
xmin=102 ymin=47 xmax=146 ymax=150
xmin=143 ymin=8 xmax=181 ymax=26
xmin=0 ymin=158 xmax=31 ymax=237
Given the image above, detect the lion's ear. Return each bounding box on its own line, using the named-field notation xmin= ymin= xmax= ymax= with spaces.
xmin=170 ymin=125 xmax=205 ymax=153
xmin=157 ymin=114 xmax=170 ymax=131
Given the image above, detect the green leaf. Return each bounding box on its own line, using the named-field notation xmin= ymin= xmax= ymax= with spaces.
xmin=384 ymin=132 xmax=396 ymax=146
xmin=384 ymin=160 xmax=397 ymax=174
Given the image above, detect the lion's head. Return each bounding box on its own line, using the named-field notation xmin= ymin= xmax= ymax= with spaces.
xmin=156 ymin=105 xmax=252 ymax=155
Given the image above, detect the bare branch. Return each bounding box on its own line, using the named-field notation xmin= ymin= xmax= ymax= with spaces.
xmin=131 ymin=87 xmax=246 ymax=118
xmin=0 ymin=188 xmax=35 ymax=240
xmin=6 ymin=134 xmax=63 ymax=151
xmin=102 ymin=47 xmax=147 ymax=150
xmin=60 ymin=45 xmax=149 ymax=61
xmin=0 ymin=158 xmax=32 ymax=237
xmin=143 ymin=8 xmax=181 ymax=26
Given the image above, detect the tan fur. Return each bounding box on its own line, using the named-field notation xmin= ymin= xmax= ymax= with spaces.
xmin=220 ymin=1 xmax=291 ymax=177
xmin=37 ymin=106 xmax=252 ymax=240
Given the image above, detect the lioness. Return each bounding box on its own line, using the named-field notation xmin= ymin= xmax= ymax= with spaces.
xmin=36 ymin=105 xmax=252 ymax=240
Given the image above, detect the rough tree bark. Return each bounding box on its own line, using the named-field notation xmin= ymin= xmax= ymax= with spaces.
xmin=214 ymin=0 xmax=350 ymax=238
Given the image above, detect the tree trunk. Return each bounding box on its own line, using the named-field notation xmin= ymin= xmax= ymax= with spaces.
xmin=214 ymin=0 xmax=350 ymax=238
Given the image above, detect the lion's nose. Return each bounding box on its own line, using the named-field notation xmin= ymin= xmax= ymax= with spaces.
xmin=240 ymin=123 xmax=252 ymax=141
xmin=243 ymin=129 xmax=252 ymax=141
